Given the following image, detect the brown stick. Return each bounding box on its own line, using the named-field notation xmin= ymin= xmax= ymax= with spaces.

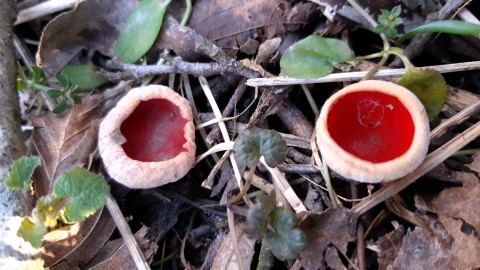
xmin=0 ymin=1 xmax=40 ymax=267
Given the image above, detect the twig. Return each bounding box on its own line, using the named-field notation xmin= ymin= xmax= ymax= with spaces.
xmin=106 ymin=194 xmax=150 ymax=270
xmin=246 ymin=61 xmax=480 ymax=86
xmin=101 ymin=57 xmax=259 ymax=82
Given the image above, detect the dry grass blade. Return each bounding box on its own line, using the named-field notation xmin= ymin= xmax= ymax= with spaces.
xmin=431 ymin=98 xmax=480 ymax=139
xmin=29 ymin=95 xmax=101 ymax=197
xmin=352 ymin=119 xmax=480 ymax=215
xmin=105 ymin=195 xmax=150 ymax=270
xmin=260 ymin=157 xmax=307 ymax=213
xmin=246 ymin=61 xmax=480 ymax=87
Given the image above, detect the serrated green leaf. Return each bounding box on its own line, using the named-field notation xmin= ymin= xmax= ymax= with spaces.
xmin=5 ymin=156 xmax=41 ymax=191
xmin=59 ymin=65 xmax=108 ymax=91
xmin=397 ymin=68 xmax=447 ymax=121
xmin=271 ymin=208 xmax=297 ymax=232
xmin=245 ymin=192 xmax=276 ymax=239
xmin=233 ymin=128 xmax=287 ymax=167
xmin=280 ymin=36 xmax=354 ymax=78
xmin=267 ymin=208 xmax=307 ymax=260
xmin=53 ymin=167 xmax=109 ymax=222
xmin=113 ymin=0 xmax=171 ymax=63
xmin=398 ymin=20 xmax=480 ymax=42
xmin=17 ymin=217 xmax=47 ymax=248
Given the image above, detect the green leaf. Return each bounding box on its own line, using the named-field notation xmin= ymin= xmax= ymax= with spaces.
xmin=17 ymin=217 xmax=47 ymax=248
xmin=53 ymin=167 xmax=109 ymax=222
xmin=398 ymin=20 xmax=480 ymax=42
xmin=265 ymin=208 xmax=307 ymax=260
xmin=233 ymin=128 xmax=287 ymax=168
xmin=280 ymin=36 xmax=354 ymax=78
xmin=59 ymin=65 xmax=108 ymax=91
xmin=397 ymin=68 xmax=447 ymax=121
xmin=52 ymin=98 xmax=67 ymax=114
xmin=113 ymin=0 xmax=172 ymax=63
xmin=5 ymin=156 xmax=41 ymax=191
xmin=56 ymin=73 xmax=70 ymax=88
xmin=31 ymin=66 xmax=46 ymax=83
xmin=47 ymin=89 xmax=63 ymax=98
xmin=244 ymin=192 xmax=276 ymax=238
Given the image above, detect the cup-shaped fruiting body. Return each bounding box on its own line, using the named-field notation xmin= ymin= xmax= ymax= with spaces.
xmin=316 ymin=80 xmax=430 ymax=183
xmin=99 ymin=85 xmax=196 ymax=188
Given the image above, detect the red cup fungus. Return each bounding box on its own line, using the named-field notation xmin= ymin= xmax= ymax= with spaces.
xmin=315 ymin=80 xmax=430 ymax=183
xmin=98 ymin=85 xmax=196 ymax=188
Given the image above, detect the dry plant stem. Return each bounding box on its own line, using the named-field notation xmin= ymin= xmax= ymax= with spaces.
xmin=246 ymin=61 xmax=480 ymax=86
xmin=391 ymin=0 xmax=470 ymax=67
xmin=102 ymin=58 xmax=259 ymax=82
xmin=458 ymin=7 xmax=480 ymax=39
xmin=106 ymin=195 xmax=150 ymax=270
xmin=229 ymin=157 xmax=260 ymax=205
xmin=198 ymin=77 xmax=244 ymax=192
xmin=431 ymin=98 xmax=480 ymax=139
xmin=260 ymin=157 xmax=307 ymax=213
xmin=206 ymin=79 xmax=248 ymax=144
xmin=227 ymin=208 xmax=245 ymax=270
xmin=301 ymin=84 xmax=319 ymax=116
xmin=15 ymin=0 xmax=78 ymax=25
xmin=356 ymin=223 xmax=366 ymax=270
xmin=352 ymin=119 xmax=480 ymax=215
xmin=0 ymin=1 xmax=40 ymax=268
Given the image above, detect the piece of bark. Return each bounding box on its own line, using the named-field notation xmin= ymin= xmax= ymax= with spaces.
xmin=0 ymin=1 xmax=41 ymax=268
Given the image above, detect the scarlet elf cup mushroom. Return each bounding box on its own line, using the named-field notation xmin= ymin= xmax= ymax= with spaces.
xmin=316 ymin=80 xmax=430 ymax=183
xmin=98 ymin=85 xmax=196 ymax=188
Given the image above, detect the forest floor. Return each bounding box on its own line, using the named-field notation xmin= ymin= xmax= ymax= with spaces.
xmin=10 ymin=0 xmax=480 ymax=269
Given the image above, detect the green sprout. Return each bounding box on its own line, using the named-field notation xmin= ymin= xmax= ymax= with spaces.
xmin=373 ymin=5 xmax=403 ymax=38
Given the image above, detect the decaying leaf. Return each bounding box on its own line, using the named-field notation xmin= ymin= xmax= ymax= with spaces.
xmin=36 ymin=0 xmax=138 ymax=75
xmin=188 ymin=0 xmax=320 ymax=57
xmin=299 ymin=208 xmax=357 ymax=270
xmin=421 ymin=171 xmax=480 ymax=231
xmin=84 ymin=226 xmax=157 ymax=269
xmin=43 ymin=209 xmax=113 ymax=268
xmin=29 ymin=95 xmax=101 ymax=197
xmin=48 ymin=209 xmax=116 ymax=269
xmin=375 ymin=225 xmax=405 ymax=270
xmin=211 ymin=226 xmax=255 ymax=270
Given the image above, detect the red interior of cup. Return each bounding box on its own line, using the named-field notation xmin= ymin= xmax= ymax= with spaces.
xmin=327 ymin=90 xmax=415 ymax=163
xmin=121 ymin=99 xmax=189 ymax=162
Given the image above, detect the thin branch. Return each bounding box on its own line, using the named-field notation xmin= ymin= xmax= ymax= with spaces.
xmin=101 ymin=58 xmax=260 ymax=81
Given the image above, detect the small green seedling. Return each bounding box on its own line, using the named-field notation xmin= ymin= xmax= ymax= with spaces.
xmin=244 ymin=192 xmax=307 ymax=260
xmin=373 ymin=5 xmax=403 ymax=38
xmin=5 ymin=156 xmax=109 ymax=248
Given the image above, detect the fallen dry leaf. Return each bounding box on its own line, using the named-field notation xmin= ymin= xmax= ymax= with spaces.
xmin=188 ymin=0 xmax=319 ymax=57
xmin=421 ymin=171 xmax=480 ymax=232
xmin=29 ymin=94 xmax=101 ymax=197
xmin=440 ymin=216 xmax=480 ymax=269
xmin=299 ymin=208 xmax=357 ymax=270
xmin=211 ymin=225 xmax=255 ymax=270
xmin=48 ymin=208 xmax=116 ymax=269
xmin=466 ymin=152 xmax=480 ymax=175
xmin=84 ymin=226 xmax=157 ymax=269
xmin=36 ymin=0 xmax=138 ymax=75
xmin=375 ymin=225 xmax=405 ymax=270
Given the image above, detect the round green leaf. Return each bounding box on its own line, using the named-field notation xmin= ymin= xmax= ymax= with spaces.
xmin=280 ymin=35 xmax=354 ymax=78
xmin=271 ymin=208 xmax=297 ymax=232
xmin=113 ymin=0 xmax=172 ymax=63
xmin=397 ymin=68 xmax=447 ymax=121
xmin=233 ymin=128 xmax=287 ymax=167
xmin=53 ymin=167 xmax=110 ymax=222
xmin=59 ymin=65 xmax=108 ymax=91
